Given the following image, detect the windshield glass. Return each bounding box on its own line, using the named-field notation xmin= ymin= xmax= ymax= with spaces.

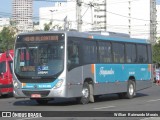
xmin=14 ymin=41 xmax=64 ymax=78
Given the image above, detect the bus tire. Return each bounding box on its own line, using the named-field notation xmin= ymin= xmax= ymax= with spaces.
xmin=89 ymin=83 xmax=94 ymax=103
xmin=79 ymin=82 xmax=90 ymax=104
xmin=126 ymin=80 xmax=136 ymax=99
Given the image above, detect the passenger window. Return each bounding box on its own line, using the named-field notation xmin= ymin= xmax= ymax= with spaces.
xmin=126 ymin=44 xmax=136 ymax=63
xmin=137 ymin=45 xmax=148 ymax=63
xmin=113 ymin=43 xmax=125 ymax=63
xmin=98 ymin=42 xmax=112 ymax=63
xmin=83 ymin=40 xmax=97 ymax=64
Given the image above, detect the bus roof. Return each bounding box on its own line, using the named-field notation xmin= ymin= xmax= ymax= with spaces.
xmin=67 ymin=31 xmax=148 ymax=44
xmin=17 ymin=31 xmax=149 ymax=44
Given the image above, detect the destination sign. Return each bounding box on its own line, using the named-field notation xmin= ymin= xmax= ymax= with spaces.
xmin=23 ymin=35 xmax=59 ymax=42
xmin=17 ymin=33 xmax=65 ymax=42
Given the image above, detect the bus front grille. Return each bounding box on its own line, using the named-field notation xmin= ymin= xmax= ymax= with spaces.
xmin=19 ymin=78 xmax=55 ymax=83
xmin=22 ymin=90 xmax=50 ymax=97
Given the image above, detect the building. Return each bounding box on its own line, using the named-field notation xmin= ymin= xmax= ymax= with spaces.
xmin=0 ymin=17 xmax=10 ymax=31
xmin=12 ymin=0 xmax=33 ymax=33
xmin=39 ymin=2 xmax=72 ymax=30
xmin=106 ymin=0 xmax=151 ymax=40
xmin=39 ymin=0 xmax=156 ymax=41
xmin=93 ymin=0 xmax=156 ymax=42
xmin=39 ymin=1 xmax=93 ymax=31
xmin=93 ymin=0 xmax=107 ymax=31
xmin=0 ymin=18 xmax=10 ymax=27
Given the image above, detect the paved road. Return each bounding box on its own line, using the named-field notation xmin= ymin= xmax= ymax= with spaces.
xmin=0 ymin=83 xmax=160 ymax=120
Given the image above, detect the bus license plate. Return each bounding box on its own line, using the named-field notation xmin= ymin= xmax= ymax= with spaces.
xmin=31 ymin=94 xmax=41 ymax=98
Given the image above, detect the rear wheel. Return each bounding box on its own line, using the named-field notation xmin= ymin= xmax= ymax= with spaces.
xmin=126 ymin=80 xmax=136 ymax=99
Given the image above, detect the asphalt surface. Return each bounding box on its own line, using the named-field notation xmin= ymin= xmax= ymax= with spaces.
xmin=0 ymin=83 xmax=160 ymax=120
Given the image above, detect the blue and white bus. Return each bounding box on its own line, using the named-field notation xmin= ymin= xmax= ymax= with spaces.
xmin=13 ymin=31 xmax=152 ymax=104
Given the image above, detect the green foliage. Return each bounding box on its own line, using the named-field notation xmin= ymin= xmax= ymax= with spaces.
xmin=44 ymin=22 xmax=52 ymax=31
xmin=0 ymin=27 xmax=16 ymax=52
xmin=152 ymin=42 xmax=160 ymax=64
xmin=44 ymin=23 xmax=50 ymax=31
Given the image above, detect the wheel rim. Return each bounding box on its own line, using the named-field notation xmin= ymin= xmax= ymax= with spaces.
xmin=82 ymin=88 xmax=89 ymax=98
xmin=129 ymin=84 xmax=134 ymax=95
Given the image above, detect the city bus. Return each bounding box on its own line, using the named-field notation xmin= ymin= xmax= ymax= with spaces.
xmin=0 ymin=50 xmax=14 ymax=97
xmin=13 ymin=31 xmax=152 ymax=104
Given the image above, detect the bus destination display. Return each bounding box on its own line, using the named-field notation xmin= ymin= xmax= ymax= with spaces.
xmin=23 ymin=35 xmax=59 ymax=42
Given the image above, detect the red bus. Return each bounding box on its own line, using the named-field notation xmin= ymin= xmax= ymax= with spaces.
xmin=0 ymin=50 xmax=14 ymax=97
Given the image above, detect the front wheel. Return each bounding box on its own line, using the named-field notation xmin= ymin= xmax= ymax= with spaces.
xmin=126 ymin=80 xmax=136 ymax=99
xmin=78 ymin=82 xmax=90 ymax=104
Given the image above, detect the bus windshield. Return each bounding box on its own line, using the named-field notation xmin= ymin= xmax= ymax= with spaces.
xmin=14 ymin=40 xmax=64 ymax=79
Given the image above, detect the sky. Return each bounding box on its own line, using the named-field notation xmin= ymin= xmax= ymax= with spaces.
xmin=0 ymin=0 xmax=57 ymax=18
xmin=0 ymin=0 xmax=160 ymax=19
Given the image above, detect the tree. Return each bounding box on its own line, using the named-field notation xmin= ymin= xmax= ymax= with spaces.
xmin=43 ymin=22 xmax=62 ymax=31
xmin=44 ymin=22 xmax=52 ymax=31
xmin=152 ymin=40 xmax=160 ymax=65
xmin=0 ymin=27 xmax=16 ymax=52
xmin=44 ymin=23 xmax=50 ymax=31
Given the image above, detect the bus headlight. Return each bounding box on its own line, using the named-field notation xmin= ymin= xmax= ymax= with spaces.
xmin=13 ymin=79 xmax=20 ymax=89
xmin=53 ymin=79 xmax=63 ymax=89
xmin=13 ymin=81 xmax=19 ymax=88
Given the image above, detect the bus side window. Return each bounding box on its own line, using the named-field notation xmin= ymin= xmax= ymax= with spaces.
xmin=98 ymin=41 xmax=112 ymax=63
xmin=137 ymin=45 xmax=148 ymax=63
xmin=68 ymin=43 xmax=79 ymax=67
xmin=125 ymin=43 xmax=136 ymax=63
xmin=113 ymin=42 xmax=124 ymax=63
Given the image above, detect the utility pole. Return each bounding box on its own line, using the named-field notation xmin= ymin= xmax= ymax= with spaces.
xmin=49 ymin=10 xmax=54 ymax=29
xmin=89 ymin=2 xmax=94 ymax=30
xmin=104 ymin=0 xmax=107 ymax=31
xmin=64 ymin=16 xmax=68 ymax=31
xmin=150 ymin=0 xmax=157 ymax=44
xmin=76 ymin=0 xmax=82 ymax=32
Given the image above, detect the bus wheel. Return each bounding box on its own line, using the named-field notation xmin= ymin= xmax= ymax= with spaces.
xmin=80 ymin=82 xmax=90 ymax=104
xmin=35 ymin=99 xmax=48 ymax=105
xmin=126 ymin=80 xmax=136 ymax=99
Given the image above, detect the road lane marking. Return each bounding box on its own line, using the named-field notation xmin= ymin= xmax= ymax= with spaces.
xmin=146 ymin=99 xmax=160 ymax=103
xmin=93 ymin=106 xmax=116 ymax=110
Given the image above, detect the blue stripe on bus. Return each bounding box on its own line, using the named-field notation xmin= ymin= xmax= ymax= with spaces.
xmin=93 ymin=36 xmax=147 ymax=44
xmin=22 ymin=79 xmax=59 ymax=89
xmin=95 ymin=64 xmax=151 ymax=83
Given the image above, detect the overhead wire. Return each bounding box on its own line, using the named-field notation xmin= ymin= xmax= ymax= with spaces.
xmin=0 ymin=0 xmax=158 ymax=36
xmin=0 ymin=0 xmax=156 ymax=22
